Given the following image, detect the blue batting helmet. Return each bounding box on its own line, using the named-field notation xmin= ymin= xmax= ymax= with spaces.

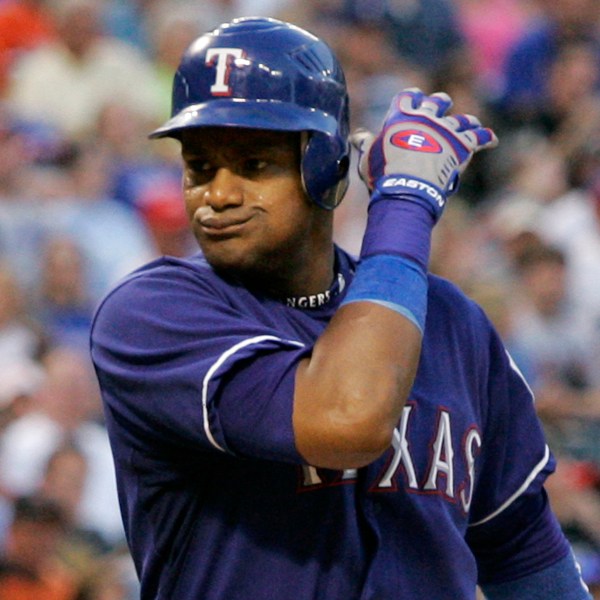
xmin=150 ymin=17 xmax=350 ymax=210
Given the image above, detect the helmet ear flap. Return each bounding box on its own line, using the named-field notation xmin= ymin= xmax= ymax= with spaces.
xmin=301 ymin=131 xmax=350 ymax=210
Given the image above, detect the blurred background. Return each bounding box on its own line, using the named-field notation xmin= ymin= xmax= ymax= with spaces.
xmin=0 ymin=0 xmax=599 ymax=598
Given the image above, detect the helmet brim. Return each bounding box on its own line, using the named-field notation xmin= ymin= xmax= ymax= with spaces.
xmin=149 ymin=99 xmax=339 ymax=139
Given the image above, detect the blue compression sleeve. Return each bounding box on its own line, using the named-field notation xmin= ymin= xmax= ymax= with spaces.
xmin=481 ymin=551 xmax=592 ymax=600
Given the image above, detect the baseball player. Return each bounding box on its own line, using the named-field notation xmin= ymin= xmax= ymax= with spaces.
xmin=90 ymin=17 xmax=591 ymax=600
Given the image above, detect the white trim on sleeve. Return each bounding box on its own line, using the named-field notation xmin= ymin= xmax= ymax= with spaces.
xmin=468 ymin=444 xmax=551 ymax=527
xmin=201 ymin=335 xmax=305 ymax=452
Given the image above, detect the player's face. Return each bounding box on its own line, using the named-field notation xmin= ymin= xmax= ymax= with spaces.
xmin=180 ymin=127 xmax=331 ymax=291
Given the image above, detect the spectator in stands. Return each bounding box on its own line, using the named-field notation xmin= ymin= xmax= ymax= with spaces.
xmin=0 ymin=495 xmax=79 ymax=600
xmin=510 ymin=243 xmax=591 ymax=394
xmin=143 ymin=3 xmax=205 ymax=118
xmin=34 ymin=237 xmax=93 ymax=352
xmin=0 ymin=359 xmax=45 ymax=435
xmin=0 ymin=347 xmax=124 ymax=548
xmin=0 ymin=0 xmax=56 ymax=96
xmin=0 ymin=106 xmax=40 ymax=201
xmin=495 ymin=0 xmax=600 ymax=130
xmin=530 ymin=171 xmax=600 ymax=391
xmin=0 ymin=142 xmax=158 ymax=304
xmin=5 ymin=0 xmax=164 ymax=142
xmin=454 ymin=0 xmax=537 ymax=97
xmin=342 ymin=0 xmax=466 ymax=73
xmin=36 ymin=443 xmax=119 ymax=586
xmin=0 ymin=265 xmax=45 ymax=368
xmin=331 ymin=17 xmax=427 ymax=132
xmin=91 ymin=98 xmax=195 ymax=257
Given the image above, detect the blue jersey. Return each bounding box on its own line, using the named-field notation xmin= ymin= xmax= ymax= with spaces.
xmin=90 ymin=247 xmax=570 ymax=599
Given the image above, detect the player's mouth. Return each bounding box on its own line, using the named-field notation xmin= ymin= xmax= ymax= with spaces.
xmin=195 ymin=211 xmax=254 ymax=238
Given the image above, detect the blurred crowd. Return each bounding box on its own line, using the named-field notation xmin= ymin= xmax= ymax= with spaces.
xmin=0 ymin=0 xmax=600 ymax=598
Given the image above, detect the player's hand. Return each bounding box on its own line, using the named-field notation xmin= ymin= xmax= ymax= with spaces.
xmin=351 ymin=88 xmax=498 ymax=221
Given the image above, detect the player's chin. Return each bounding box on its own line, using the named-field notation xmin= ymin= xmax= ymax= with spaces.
xmin=200 ymin=242 xmax=283 ymax=288
xmin=198 ymin=238 xmax=258 ymax=275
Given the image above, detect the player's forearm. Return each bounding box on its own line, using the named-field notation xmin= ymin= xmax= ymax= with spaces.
xmin=292 ymin=206 xmax=433 ymax=468
xmin=293 ymin=300 xmax=422 ymax=469
xmin=294 ymin=89 xmax=497 ymax=470
xmin=293 ymin=212 xmax=431 ymax=469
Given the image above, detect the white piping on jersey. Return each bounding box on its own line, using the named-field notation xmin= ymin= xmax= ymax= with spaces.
xmin=202 ymin=334 xmax=305 ymax=452
xmin=506 ymin=349 xmax=535 ymax=400
xmin=468 ymin=444 xmax=550 ymax=527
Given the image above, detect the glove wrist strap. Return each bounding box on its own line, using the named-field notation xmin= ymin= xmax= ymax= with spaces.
xmin=372 ymin=174 xmax=447 ymax=221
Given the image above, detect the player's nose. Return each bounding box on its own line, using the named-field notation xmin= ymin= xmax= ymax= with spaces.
xmin=203 ymin=167 xmax=244 ymax=209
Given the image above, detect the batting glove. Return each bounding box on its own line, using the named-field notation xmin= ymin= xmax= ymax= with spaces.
xmin=351 ymin=88 xmax=498 ymax=222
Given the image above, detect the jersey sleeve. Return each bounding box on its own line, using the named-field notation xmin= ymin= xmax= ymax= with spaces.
xmin=90 ymin=262 xmax=309 ymax=464
xmin=465 ymin=307 xmax=570 ymax=582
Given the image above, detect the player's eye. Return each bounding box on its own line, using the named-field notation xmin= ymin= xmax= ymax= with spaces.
xmin=184 ymin=159 xmax=214 ymax=185
xmin=188 ymin=159 xmax=213 ymax=173
xmin=241 ymin=158 xmax=268 ymax=176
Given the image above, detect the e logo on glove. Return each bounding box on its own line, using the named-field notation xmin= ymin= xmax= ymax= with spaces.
xmin=390 ymin=130 xmax=442 ymax=154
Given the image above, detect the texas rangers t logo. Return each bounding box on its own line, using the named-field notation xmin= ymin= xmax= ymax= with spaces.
xmin=205 ymin=48 xmax=245 ymax=95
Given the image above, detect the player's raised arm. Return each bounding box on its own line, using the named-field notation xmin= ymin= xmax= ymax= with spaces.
xmin=293 ymin=89 xmax=497 ymax=469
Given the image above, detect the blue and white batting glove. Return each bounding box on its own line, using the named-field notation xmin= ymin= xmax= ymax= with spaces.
xmin=351 ymin=88 xmax=498 ymax=222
